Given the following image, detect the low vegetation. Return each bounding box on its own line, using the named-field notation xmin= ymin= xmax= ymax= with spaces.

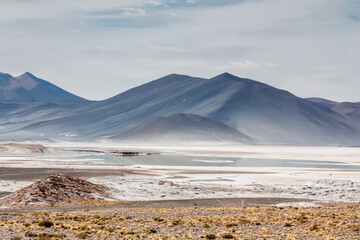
xmin=0 ymin=205 xmax=359 ymax=239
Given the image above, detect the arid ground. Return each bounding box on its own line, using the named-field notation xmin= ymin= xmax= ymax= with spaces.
xmin=0 ymin=202 xmax=359 ymax=239
xmin=0 ymin=143 xmax=360 ymax=239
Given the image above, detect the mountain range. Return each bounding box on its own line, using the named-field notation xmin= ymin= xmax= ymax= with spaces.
xmin=0 ymin=72 xmax=84 ymax=102
xmin=0 ymin=71 xmax=359 ymax=145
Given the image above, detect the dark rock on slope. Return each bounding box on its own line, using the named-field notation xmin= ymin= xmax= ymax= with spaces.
xmin=307 ymin=98 xmax=360 ymax=127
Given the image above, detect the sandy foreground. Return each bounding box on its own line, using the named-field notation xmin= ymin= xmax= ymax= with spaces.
xmin=0 ymin=203 xmax=359 ymax=239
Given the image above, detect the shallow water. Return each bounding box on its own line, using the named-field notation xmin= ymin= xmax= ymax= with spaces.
xmin=74 ymin=153 xmax=360 ymax=169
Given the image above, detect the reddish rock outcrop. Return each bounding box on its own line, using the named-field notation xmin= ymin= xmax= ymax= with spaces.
xmin=0 ymin=174 xmax=113 ymax=208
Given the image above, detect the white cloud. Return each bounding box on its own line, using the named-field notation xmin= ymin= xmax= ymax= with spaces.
xmin=216 ymin=61 xmax=263 ymax=70
xmin=106 ymin=8 xmax=147 ymax=18
xmin=216 ymin=61 xmax=279 ymax=71
xmin=149 ymin=45 xmax=186 ymax=52
xmin=152 ymin=60 xmax=207 ymax=67
xmin=0 ymin=0 xmax=359 ymax=102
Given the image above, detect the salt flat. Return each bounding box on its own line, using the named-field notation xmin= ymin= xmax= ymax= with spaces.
xmin=0 ymin=142 xmax=360 ymax=204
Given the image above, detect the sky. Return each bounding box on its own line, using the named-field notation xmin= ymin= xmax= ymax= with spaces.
xmin=0 ymin=0 xmax=359 ymax=101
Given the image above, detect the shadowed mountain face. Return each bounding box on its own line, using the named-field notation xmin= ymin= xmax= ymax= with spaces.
xmin=0 ymin=72 xmax=85 ymax=102
xmin=0 ymin=72 xmax=359 ymax=145
xmin=117 ymin=113 xmax=257 ymax=144
xmin=307 ymin=98 xmax=360 ymax=128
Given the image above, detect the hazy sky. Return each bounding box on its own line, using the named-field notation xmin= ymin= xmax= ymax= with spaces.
xmin=0 ymin=0 xmax=359 ymax=101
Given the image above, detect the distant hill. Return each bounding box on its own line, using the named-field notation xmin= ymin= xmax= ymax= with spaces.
xmin=0 ymin=72 xmax=85 ymax=102
xmin=116 ymin=113 xmax=257 ymax=144
xmin=0 ymin=72 xmax=359 ymax=145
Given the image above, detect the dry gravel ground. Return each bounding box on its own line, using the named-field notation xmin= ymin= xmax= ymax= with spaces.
xmin=0 ymin=202 xmax=359 ymax=239
xmin=0 ymin=167 xmax=135 ymax=181
xmin=0 ymin=198 xmax=314 ymax=213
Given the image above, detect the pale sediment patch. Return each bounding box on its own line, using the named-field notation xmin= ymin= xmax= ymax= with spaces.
xmin=88 ymin=174 xmax=360 ymax=203
xmin=0 ymin=180 xmax=33 ymax=193
xmin=274 ymin=202 xmax=319 ymax=207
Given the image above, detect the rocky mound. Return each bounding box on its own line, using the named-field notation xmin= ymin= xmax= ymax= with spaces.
xmin=0 ymin=174 xmax=114 ymax=208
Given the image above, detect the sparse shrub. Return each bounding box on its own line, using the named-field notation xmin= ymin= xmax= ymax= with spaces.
xmin=172 ymin=219 xmax=182 ymax=226
xmin=153 ymin=217 xmax=164 ymax=222
xmin=38 ymin=233 xmax=65 ymax=240
xmin=96 ymin=225 xmax=104 ymax=230
xmin=23 ymin=222 xmax=31 ymax=227
xmin=149 ymin=228 xmax=157 ymax=233
xmin=310 ymin=222 xmax=319 ymax=231
xmin=77 ymin=232 xmax=89 ymax=239
xmin=295 ymin=213 xmax=308 ymax=223
xmin=11 ymin=237 xmax=22 ymax=240
xmin=204 ymin=223 xmax=211 ymax=228
xmin=206 ymin=234 xmax=216 ymax=239
xmin=284 ymin=222 xmax=292 ymax=227
xmin=348 ymin=224 xmax=360 ymax=231
xmin=221 ymin=233 xmax=234 ymax=239
xmin=38 ymin=233 xmax=50 ymax=240
xmin=60 ymin=224 xmax=69 ymax=229
xmin=25 ymin=231 xmax=38 ymax=237
xmin=39 ymin=220 xmax=54 ymax=228
xmin=226 ymin=223 xmax=238 ymax=228
xmin=73 ymin=216 xmax=85 ymax=221
xmin=239 ymin=219 xmax=251 ymax=224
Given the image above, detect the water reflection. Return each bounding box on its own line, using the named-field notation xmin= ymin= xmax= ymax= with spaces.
xmin=74 ymin=153 xmax=360 ymax=170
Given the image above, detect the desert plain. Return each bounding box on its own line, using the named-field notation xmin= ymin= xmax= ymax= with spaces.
xmin=0 ymin=142 xmax=359 ymax=239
